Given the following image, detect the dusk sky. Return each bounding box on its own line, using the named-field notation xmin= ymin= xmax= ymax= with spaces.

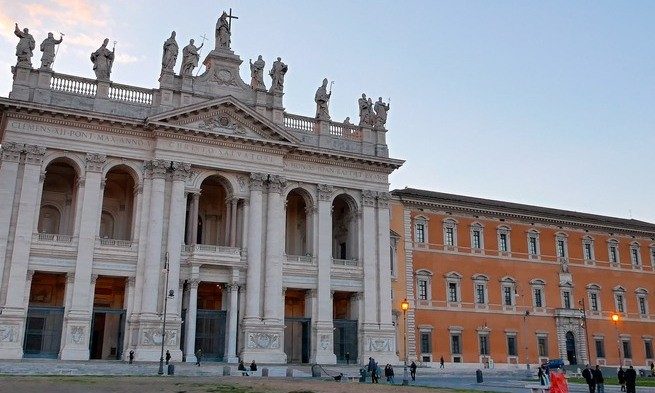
xmin=1 ymin=1 xmax=653 ymax=223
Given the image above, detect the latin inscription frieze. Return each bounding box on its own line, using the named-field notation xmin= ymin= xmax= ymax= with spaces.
xmin=284 ymin=160 xmax=387 ymax=182
xmin=165 ymin=141 xmax=280 ymax=165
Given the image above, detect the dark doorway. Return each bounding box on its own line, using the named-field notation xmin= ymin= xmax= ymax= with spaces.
xmin=334 ymin=319 xmax=358 ymax=363
xmin=195 ymin=309 xmax=226 ymax=361
xmin=90 ymin=309 xmax=125 ymax=359
xmin=565 ymin=331 xmax=577 ymax=365
xmin=284 ymin=318 xmax=311 ymax=363
xmin=23 ymin=272 xmax=66 ymax=358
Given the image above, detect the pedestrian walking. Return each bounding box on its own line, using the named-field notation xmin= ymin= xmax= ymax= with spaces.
xmin=384 ymin=364 xmax=395 ymax=383
xmin=618 ymin=366 xmax=626 ymax=392
xmin=371 ymin=362 xmax=380 ymax=383
xmin=625 ymin=366 xmax=637 ymax=393
xmin=165 ymin=350 xmax=171 ymax=365
xmin=593 ymin=365 xmax=605 ymax=393
xmin=250 ymin=360 xmax=258 ymax=371
xmin=195 ymin=348 xmax=202 ymax=366
xmin=440 ymin=356 xmax=445 ymax=369
xmin=410 ymin=361 xmax=417 ymax=381
xmin=582 ymin=364 xmax=596 ymax=393
xmin=128 ymin=350 xmax=134 ymax=364
xmin=367 ymin=357 xmax=376 ymax=382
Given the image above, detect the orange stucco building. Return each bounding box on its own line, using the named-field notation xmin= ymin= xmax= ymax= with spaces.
xmin=390 ymin=188 xmax=655 ymax=369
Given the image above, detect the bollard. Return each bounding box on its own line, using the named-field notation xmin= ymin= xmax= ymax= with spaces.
xmin=262 ymin=367 xmax=269 ymax=377
xmin=167 ymin=364 xmax=175 ymax=375
xmin=359 ymin=368 xmax=367 ymax=383
xmin=476 ymin=369 xmax=483 ymax=383
xmin=286 ymin=368 xmax=294 ymax=377
xmin=311 ymin=364 xmax=321 ymax=378
xmin=223 ymin=365 xmax=231 ymax=376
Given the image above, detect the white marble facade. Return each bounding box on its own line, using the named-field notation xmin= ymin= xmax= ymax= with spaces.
xmin=0 ymin=14 xmax=402 ymax=364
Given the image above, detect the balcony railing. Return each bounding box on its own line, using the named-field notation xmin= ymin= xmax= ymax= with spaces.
xmin=34 ymin=233 xmax=73 ymax=243
xmin=98 ymin=238 xmax=133 ymax=248
xmin=183 ymin=244 xmax=240 ymax=255
xmin=332 ymin=258 xmax=359 ymax=267
xmin=286 ymin=254 xmax=314 ymax=264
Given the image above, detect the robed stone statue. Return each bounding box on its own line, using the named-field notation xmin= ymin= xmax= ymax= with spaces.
xmin=358 ymin=93 xmax=373 ymax=127
xmin=374 ymin=97 xmax=390 ymax=129
xmin=39 ymin=32 xmax=63 ymax=70
xmin=216 ymin=11 xmax=231 ymax=49
xmin=90 ymin=38 xmax=115 ymax=80
xmin=14 ymin=23 xmax=35 ymax=67
xmin=161 ymin=31 xmax=178 ymax=73
xmin=180 ymin=39 xmax=203 ymax=76
xmin=249 ymin=55 xmax=266 ymax=90
xmin=314 ymin=78 xmax=331 ymax=120
xmin=268 ymin=57 xmax=288 ymax=94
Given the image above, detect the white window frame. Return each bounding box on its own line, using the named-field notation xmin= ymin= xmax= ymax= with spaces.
xmin=472 ymin=274 xmax=489 ymax=309
xmin=586 ymin=283 xmax=602 ymax=315
xmin=635 ymin=288 xmax=649 ymax=318
xmin=443 ymin=218 xmax=458 ymax=251
xmin=418 ymin=325 xmax=434 ymax=360
xmin=561 ymin=285 xmax=573 ymax=309
xmin=416 ymin=269 xmax=433 ymax=302
xmin=536 ymin=334 xmax=549 ymax=359
xmin=555 ymin=232 xmax=568 ymax=261
xmin=530 ymin=279 xmax=546 ymax=311
xmin=582 ymin=236 xmax=595 ymax=265
xmin=506 ymin=332 xmax=519 ymax=358
xmin=497 ymin=225 xmax=511 ymax=256
xmin=527 ymin=230 xmax=540 ymax=260
xmin=608 ymin=239 xmax=620 ymax=267
xmin=630 ymin=242 xmax=642 ymax=269
xmin=390 ymin=233 xmax=399 ymax=278
xmin=445 ymin=271 xmax=462 ymax=307
xmin=613 ymin=286 xmax=626 ymax=314
xmin=414 ymin=216 xmax=428 ymax=245
xmin=470 ymin=222 xmax=485 ymax=254
xmin=500 ymin=276 xmax=516 ymax=310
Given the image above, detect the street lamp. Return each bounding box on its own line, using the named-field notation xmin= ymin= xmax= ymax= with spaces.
xmin=158 ymin=252 xmax=174 ymax=375
xmin=401 ymin=298 xmax=410 ymax=386
xmin=611 ymin=313 xmax=622 ymax=367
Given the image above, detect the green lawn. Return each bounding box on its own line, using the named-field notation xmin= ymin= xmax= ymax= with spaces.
xmin=567 ymin=376 xmax=655 ymax=387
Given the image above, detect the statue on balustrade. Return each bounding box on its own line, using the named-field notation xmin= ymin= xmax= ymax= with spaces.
xmin=39 ymin=32 xmax=63 ymax=70
xmin=314 ymin=78 xmax=331 ymax=120
xmin=14 ymin=23 xmax=35 ymax=67
xmin=358 ymin=93 xmax=374 ymax=127
xmin=374 ymin=97 xmax=390 ymax=129
xmin=90 ymin=38 xmax=115 ymax=81
xmin=216 ymin=11 xmax=231 ymax=49
xmin=268 ymin=57 xmax=288 ymax=94
xmin=161 ymin=31 xmax=178 ymax=74
xmin=249 ymin=55 xmax=266 ymax=90
xmin=180 ymin=39 xmax=203 ymax=77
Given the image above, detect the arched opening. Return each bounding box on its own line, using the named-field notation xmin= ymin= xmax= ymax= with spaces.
xmin=38 ymin=160 xmax=78 ymax=236
xmin=194 ymin=176 xmax=231 ymax=246
xmin=99 ymin=166 xmax=136 ymax=240
xmin=331 ymin=194 xmax=358 ymax=261
xmin=285 ymin=189 xmax=311 ymax=256
xmin=565 ymin=331 xmax=577 ymax=365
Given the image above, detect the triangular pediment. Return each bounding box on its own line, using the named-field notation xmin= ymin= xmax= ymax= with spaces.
xmin=147 ymin=96 xmax=299 ymax=145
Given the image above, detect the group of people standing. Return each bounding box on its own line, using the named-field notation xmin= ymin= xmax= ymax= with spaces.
xmin=583 ymin=365 xmax=638 ymax=393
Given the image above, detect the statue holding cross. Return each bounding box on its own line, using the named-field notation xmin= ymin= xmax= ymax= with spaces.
xmin=216 ymin=9 xmax=238 ymax=50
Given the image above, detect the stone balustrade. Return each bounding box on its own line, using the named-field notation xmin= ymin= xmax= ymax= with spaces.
xmin=329 ymin=122 xmax=362 ymax=141
xmin=50 ymin=74 xmax=97 ymax=97
xmin=332 ymin=258 xmax=359 ymax=267
xmin=183 ymin=244 xmax=241 ymax=254
xmin=108 ymin=82 xmax=153 ymax=105
xmin=283 ymin=113 xmax=317 ymax=133
xmin=34 ymin=232 xmax=73 ymax=243
xmin=285 ymin=254 xmax=315 ymax=264
xmin=97 ymin=237 xmax=134 ymax=248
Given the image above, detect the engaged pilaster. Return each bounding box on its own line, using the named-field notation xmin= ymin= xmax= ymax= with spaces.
xmin=263 ymin=175 xmax=286 ymax=324
xmin=0 ymin=142 xmax=24 ymax=300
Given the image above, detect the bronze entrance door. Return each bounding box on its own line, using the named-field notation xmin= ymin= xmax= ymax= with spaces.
xmin=284 ymin=317 xmax=310 ymax=363
xmin=23 ymin=306 xmax=64 ymax=358
xmin=195 ymin=309 xmax=227 ymax=361
xmin=333 ymin=319 xmax=358 ymax=363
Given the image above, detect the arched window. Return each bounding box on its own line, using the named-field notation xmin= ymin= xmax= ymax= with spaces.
xmin=37 ymin=205 xmax=61 ymax=234
xmin=332 ymin=194 xmax=358 ymax=261
xmin=285 ymin=188 xmax=312 ymax=257
xmin=38 ymin=160 xmax=79 ymax=236
xmin=196 ymin=175 xmax=230 ymax=246
xmin=100 ymin=166 xmax=136 ymax=241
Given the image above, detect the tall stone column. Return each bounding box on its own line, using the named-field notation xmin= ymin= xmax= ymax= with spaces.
xmin=229 ymin=198 xmax=238 ymax=247
xmin=60 ymin=153 xmax=106 ymax=360
xmin=313 ymin=184 xmax=337 ymax=364
xmin=0 ymin=145 xmax=45 ymax=359
xmin=360 ymin=190 xmax=378 ymax=326
xmin=0 ymin=142 xmax=23 ymax=295
xmin=185 ymin=192 xmax=199 ymax=245
xmin=184 ymin=278 xmax=199 ymax=363
xmin=376 ymin=192 xmax=393 ymax=326
xmin=225 ymin=282 xmax=239 ymax=363
xmin=243 ymin=173 xmax=265 ymax=322
xmin=263 ymin=175 xmax=286 ymax=323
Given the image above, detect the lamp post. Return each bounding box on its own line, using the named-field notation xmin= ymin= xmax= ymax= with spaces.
xmin=401 ymin=298 xmax=410 ymax=386
xmin=611 ymin=313 xmax=622 ymax=367
xmin=523 ymin=309 xmax=530 ymax=372
xmin=158 ymin=252 xmax=174 ymax=375
xmin=578 ymin=298 xmax=591 ymax=365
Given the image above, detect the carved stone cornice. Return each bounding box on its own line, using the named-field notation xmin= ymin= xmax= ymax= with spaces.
xmin=147 ymin=159 xmax=170 ymax=179
xmin=24 ymin=144 xmax=46 ymax=165
xmin=85 ymin=153 xmax=107 ymax=172
xmin=317 ymin=184 xmax=333 ymax=202
xmin=267 ymin=175 xmax=286 ymax=194
xmin=377 ymin=191 xmax=391 ymax=209
xmin=249 ymin=173 xmax=266 ymax=191
xmin=1 ymin=142 xmax=23 ymax=163
xmin=362 ymin=190 xmax=376 ymax=207
xmin=170 ymin=161 xmax=191 ymax=181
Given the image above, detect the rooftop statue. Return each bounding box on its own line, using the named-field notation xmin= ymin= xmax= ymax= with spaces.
xmin=358 ymin=93 xmax=373 ymax=127
xmin=90 ymin=38 xmax=115 ymax=81
xmin=374 ymin=97 xmax=390 ymax=129
xmin=314 ymin=78 xmax=331 ymax=120
xmin=249 ymin=55 xmax=266 ymax=90
xmin=180 ymin=39 xmax=203 ymax=77
xmin=269 ymin=57 xmax=288 ymax=94
xmin=39 ymin=32 xmax=63 ymax=70
xmin=14 ymin=23 xmax=35 ymax=67
xmin=216 ymin=11 xmax=231 ymax=49
xmin=161 ymin=31 xmax=178 ymax=74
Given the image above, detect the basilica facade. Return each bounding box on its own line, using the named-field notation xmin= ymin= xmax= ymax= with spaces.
xmin=0 ymin=14 xmax=401 ymax=364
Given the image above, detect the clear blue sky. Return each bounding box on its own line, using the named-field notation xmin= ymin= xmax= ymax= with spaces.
xmin=1 ymin=1 xmax=653 ymax=223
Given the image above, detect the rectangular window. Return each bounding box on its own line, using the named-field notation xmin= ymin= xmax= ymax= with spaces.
xmin=445 ymin=227 xmax=454 ymax=246
xmin=584 ymin=243 xmax=593 ymax=260
xmin=595 ymin=339 xmax=605 ymax=358
xmin=472 ymin=230 xmax=481 ymax=249
xmin=416 ymin=223 xmax=425 ymax=243
xmin=418 ymin=280 xmax=428 ymax=300
xmin=590 ymin=293 xmax=599 ymax=312
xmin=476 ymin=284 xmax=486 ymax=304
xmin=534 ymin=288 xmax=543 ymax=308
xmin=622 ymin=340 xmax=632 ymax=359
xmin=538 ymin=337 xmax=548 ymax=357
xmin=499 ymin=233 xmax=508 ymax=252
xmin=563 ymin=291 xmax=571 ymax=309
xmin=616 ymin=294 xmax=624 ymax=312
xmin=420 ymin=332 xmax=432 ymax=354
xmin=631 ymin=249 xmax=640 ymax=265
xmin=529 ymin=237 xmax=538 ymax=255
xmin=479 ymin=335 xmax=489 ymax=355
xmin=557 ymin=240 xmax=566 ymax=258
xmin=507 ymin=336 xmax=517 ymax=356
xmin=448 ymin=282 xmax=458 ymax=302
xmin=390 ymin=245 xmax=395 ymax=276
xmin=610 ymin=246 xmax=618 ymax=263
xmin=645 ymin=340 xmax=653 ymax=359
xmin=639 ymin=297 xmax=647 ymax=315
xmin=451 ymin=334 xmax=461 ymax=354
xmin=504 ymin=286 xmax=513 ymax=306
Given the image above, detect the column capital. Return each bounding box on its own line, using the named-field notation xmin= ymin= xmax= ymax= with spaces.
xmin=249 ymin=173 xmax=266 ymax=191
xmin=85 ymin=153 xmax=107 ymax=172
xmin=376 ymin=191 xmax=391 ymax=208
xmin=267 ymin=175 xmax=287 ymax=194
xmin=26 ymin=269 xmax=35 ymax=281
xmin=188 ymin=278 xmax=200 ymax=289
xmin=127 ymin=276 xmax=136 ymax=286
xmin=317 ymin=184 xmax=334 ymax=202
xmin=226 ymin=283 xmax=240 ymax=292
xmin=171 ymin=161 xmax=191 ymax=181
xmin=361 ymin=189 xmax=376 ymax=207
xmin=24 ymin=144 xmax=46 ymax=165
xmin=90 ymin=274 xmax=99 ymax=285
xmin=66 ymin=272 xmax=75 ymax=284
xmin=146 ymin=159 xmax=170 ymax=179
xmin=1 ymin=141 xmax=23 ymax=162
